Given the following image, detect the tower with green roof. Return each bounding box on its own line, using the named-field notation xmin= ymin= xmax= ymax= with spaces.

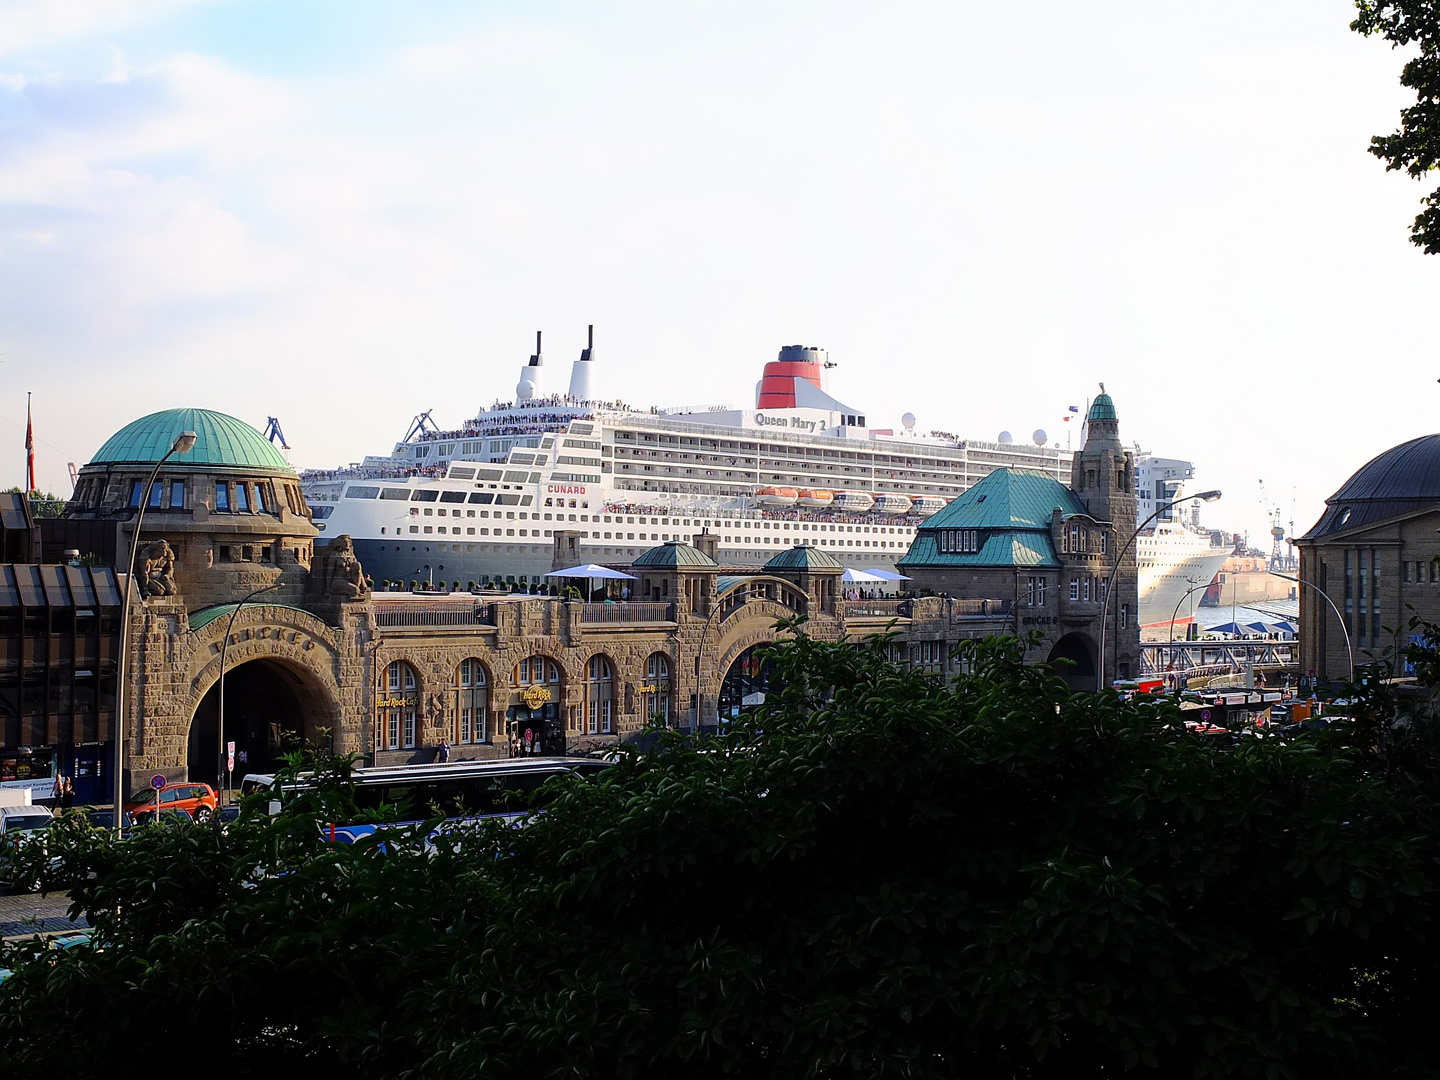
xmin=896 ymin=387 xmax=1141 ymax=688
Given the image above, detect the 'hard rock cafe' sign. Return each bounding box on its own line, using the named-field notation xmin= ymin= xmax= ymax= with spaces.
xmin=519 ymin=684 xmax=552 ymax=710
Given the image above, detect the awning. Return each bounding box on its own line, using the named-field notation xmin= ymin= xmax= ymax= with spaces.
xmin=860 ymin=567 xmax=912 ymax=581
xmin=841 ymin=569 xmax=887 ymax=583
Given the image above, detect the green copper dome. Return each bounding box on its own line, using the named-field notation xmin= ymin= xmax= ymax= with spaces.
xmin=90 ymin=409 xmax=292 ymax=472
xmin=1087 ymin=387 xmax=1118 ymax=423
xmin=764 ymin=545 xmax=843 ymax=571
xmin=632 ymin=541 xmax=719 ymax=568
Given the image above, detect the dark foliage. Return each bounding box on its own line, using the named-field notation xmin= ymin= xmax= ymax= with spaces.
xmin=3 ymin=627 xmax=1439 ymax=1078
xmin=1353 ymin=1 xmax=1440 ymax=252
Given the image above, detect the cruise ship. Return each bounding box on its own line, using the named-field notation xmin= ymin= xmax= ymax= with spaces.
xmin=1133 ymin=451 xmax=1231 ymax=634
xmin=301 ymin=332 xmax=1071 ymax=587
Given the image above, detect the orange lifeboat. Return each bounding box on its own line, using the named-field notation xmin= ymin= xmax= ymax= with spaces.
xmin=756 ymin=486 xmax=799 ymax=507
xmin=797 ymin=489 xmax=834 ymax=508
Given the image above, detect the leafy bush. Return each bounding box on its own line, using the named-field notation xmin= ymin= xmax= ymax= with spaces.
xmin=2 ymin=628 xmax=1438 ymax=1078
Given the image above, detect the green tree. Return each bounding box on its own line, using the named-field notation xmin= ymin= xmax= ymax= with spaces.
xmin=1353 ymin=1 xmax=1440 ymax=251
xmin=2 ymin=628 xmax=1439 ymax=1078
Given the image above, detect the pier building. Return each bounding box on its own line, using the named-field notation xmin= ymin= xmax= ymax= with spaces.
xmin=1297 ymin=433 xmax=1440 ymax=681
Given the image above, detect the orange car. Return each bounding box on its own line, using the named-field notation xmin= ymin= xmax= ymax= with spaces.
xmin=126 ymin=782 xmax=219 ymax=823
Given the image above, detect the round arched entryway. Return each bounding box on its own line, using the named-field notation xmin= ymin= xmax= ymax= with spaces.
xmin=1047 ymin=633 xmax=1097 ymax=692
xmin=188 ymin=659 xmax=335 ymax=788
xmin=717 ymin=644 xmax=780 ymax=726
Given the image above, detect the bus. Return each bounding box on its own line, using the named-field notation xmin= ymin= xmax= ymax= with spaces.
xmin=239 ymin=756 xmax=611 ymax=842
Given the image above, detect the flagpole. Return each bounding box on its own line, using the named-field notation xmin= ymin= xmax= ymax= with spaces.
xmin=25 ymin=392 xmax=34 ymax=495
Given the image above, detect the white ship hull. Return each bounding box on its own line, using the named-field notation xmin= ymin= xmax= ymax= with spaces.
xmin=1137 ymin=534 xmax=1230 ymax=632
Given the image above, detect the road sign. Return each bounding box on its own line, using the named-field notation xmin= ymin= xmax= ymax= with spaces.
xmin=150 ymin=774 xmax=167 ymax=791
xmin=227 ymin=741 xmax=236 ymax=771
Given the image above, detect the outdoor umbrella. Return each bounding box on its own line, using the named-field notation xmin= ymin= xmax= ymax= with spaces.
xmin=544 ymin=564 xmax=637 ymax=580
xmin=545 ymin=564 xmax=638 ymax=602
xmin=1207 ymin=622 xmax=1248 ymax=635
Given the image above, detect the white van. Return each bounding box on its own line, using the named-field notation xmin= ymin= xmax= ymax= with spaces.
xmin=0 ymin=805 xmax=54 ymax=835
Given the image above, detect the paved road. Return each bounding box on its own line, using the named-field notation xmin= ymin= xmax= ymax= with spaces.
xmin=0 ymin=889 xmax=87 ymax=939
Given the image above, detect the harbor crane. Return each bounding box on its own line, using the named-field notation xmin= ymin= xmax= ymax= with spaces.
xmin=403 ymin=410 xmax=440 ymax=443
xmin=263 ymin=417 xmax=290 ymax=450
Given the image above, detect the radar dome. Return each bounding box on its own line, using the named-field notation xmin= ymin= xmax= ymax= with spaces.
xmin=901 ymin=412 xmax=916 ymax=430
xmin=998 ymin=431 xmax=1013 ymax=444
xmin=1032 ymin=429 xmax=1047 ymax=446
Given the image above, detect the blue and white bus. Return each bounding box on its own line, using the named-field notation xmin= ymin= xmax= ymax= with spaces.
xmin=240 ymin=756 xmax=611 ymax=843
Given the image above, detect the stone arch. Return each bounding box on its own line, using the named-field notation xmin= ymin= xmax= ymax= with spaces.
xmin=717 ymin=643 xmax=781 ymax=725
xmin=1047 ymin=632 xmax=1097 ymax=692
xmin=640 ymin=651 xmax=673 ymax=727
xmin=187 ymin=656 xmax=340 ymax=788
xmin=451 ymin=656 xmax=492 ymax=748
xmin=579 ymin=652 xmax=617 ymax=737
xmin=508 ymin=653 xmax=564 ymax=756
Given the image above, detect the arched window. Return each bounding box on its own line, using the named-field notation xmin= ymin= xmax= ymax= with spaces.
xmin=641 ymin=653 xmax=671 ymax=726
xmin=377 ymin=660 xmax=418 ymax=751
xmin=455 ymin=659 xmax=489 ymax=744
xmin=585 ymin=655 xmax=614 ymax=735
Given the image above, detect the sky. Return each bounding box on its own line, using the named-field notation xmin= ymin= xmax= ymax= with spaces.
xmin=0 ymin=0 xmax=1435 ymax=547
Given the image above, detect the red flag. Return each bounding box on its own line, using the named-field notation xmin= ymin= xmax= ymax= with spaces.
xmin=25 ymin=393 xmax=34 ymax=494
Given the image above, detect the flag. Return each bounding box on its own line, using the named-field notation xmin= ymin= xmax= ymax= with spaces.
xmin=24 ymin=393 xmax=34 ymax=494
xmin=1068 ymin=405 xmax=1080 ymax=413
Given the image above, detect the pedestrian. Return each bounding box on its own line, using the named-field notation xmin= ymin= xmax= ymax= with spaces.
xmin=437 ymin=738 xmax=450 ymax=763
xmin=61 ymin=775 xmax=74 ymax=810
xmin=51 ymin=773 xmax=64 ymax=805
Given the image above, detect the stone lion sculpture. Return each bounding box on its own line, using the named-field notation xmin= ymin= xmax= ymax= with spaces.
xmin=136 ymin=539 xmax=176 ymax=598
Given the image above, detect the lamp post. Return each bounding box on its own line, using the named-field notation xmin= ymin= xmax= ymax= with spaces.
xmin=112 ymin=430 xmax=197 ymax=833
xmin=216 ymin=582 xmax=281 ymax=804
xmin=1098 ymin=490 xmax=1221 ymax=691
xmin=1269 ymin=569 xmax=1353 ymax=681
xmin=1165 ymin=578 xmax=1209 ymax=690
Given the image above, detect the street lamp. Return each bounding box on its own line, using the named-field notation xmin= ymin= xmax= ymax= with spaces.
xmin=216 ymin=582 xmax=281 ymax=803
xmin=1269 ymin=569 xmax=1353 ymax=681
xmin=1098 ymin=489 xmax=1221 ymax=691
xmin=1165 ymin=578 xmax=1209 ymax=690
xmin=112 ymin=430 xmax=197 ymax=833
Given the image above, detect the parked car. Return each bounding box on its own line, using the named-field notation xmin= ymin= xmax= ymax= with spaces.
xmin=85 ymin=809 xmax=136 ymax=832
xmin=0 ymin=805 xmax=55 ymax=890
xmin=126 ymin=783 xmax=217 ymax=824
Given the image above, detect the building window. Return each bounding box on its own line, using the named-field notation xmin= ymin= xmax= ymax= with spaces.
xmin=586 ymin=655 xmax=614 ymax=735
xmin=129 ymin=480 xmax=164 ymax=508
xmin=1027 ymin=576 xmax=1038 ymax=606
xmin=1070 ymin=578 xmax=1079 ymax=601
xmin=641 ymin=653 xmax=671 ymax=725
xmin=1082 ymin=577 xmax=1091 ymax=602
xmin=455 ymin=659 xmax=488 ymax=744
xmin=1120 ymin=603 xmax=1128 ymax=630
xmin=170 ymin=480 xmax=185 ymax=508
xmin=255 ymin=484 xmax=269 ymax=514
xmin=1036 ymin=577 xmax=1045 ymax=605
xmin=215 ymin=482 xmax=230 ymax=511
xmin=1100 ymin=531 xmax=1107 ymax=554
xmin=377 ymin=660 xmax=419 ymax=751
xmin=236 ymin=483 xmax=250 ymax=513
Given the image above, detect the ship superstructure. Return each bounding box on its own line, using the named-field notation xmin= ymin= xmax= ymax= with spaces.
xmin=302 ymin=333 xmax=1071 ymax=587
xmin=1133 ymin=450 xmax=1230 ymax=632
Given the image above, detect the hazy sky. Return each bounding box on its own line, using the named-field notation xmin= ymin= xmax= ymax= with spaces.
xmin=1 ymin=0 xmax=1435 ymax=546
